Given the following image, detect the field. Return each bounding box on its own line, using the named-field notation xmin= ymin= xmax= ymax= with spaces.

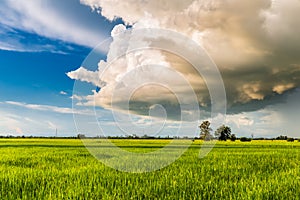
xmin=0 ymin=139 xmax=299 ymax=199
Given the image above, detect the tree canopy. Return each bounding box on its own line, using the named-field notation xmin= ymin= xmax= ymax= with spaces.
xmin=199 ymin=121 xmax=213 ymax=141
xmin=215 ymin=125 xmax=232 ymax=141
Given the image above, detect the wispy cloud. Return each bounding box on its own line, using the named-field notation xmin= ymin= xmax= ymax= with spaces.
xmin=0 ymin=109 xmax=76 ymax=136
xmin=0 ymin=23 xmax=84 ymax=54
xmin=60 ymin=91 xmax=68 ymax=95
xmin=4 ymin=101 xmax=92 ymax=115
xmin=0 ymin=0 xmax=110 ymax=52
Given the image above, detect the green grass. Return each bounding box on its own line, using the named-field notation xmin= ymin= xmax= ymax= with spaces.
xmin=0 ymin=139 xmax=299 ymax=199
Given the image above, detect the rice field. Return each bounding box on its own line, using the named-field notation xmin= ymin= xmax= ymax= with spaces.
xmin=0 ymin=139 xmax=299 ymax=199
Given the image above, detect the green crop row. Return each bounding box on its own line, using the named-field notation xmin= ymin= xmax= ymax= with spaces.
xmin=0 ymin=139 xmax=299 ymax=199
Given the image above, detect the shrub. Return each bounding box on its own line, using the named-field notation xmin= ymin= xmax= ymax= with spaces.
xmin=287 ymin=138 xmax=295 ymax=142
xmin=77 ymin=134 xmax=86 ymax=139
xmin=240 ymin=137 xmax=252 ymax=142
xmin=230 ymin=134 xmax=237 ymax=141
xmin=276 ymin=135 xmax=288 ymax=140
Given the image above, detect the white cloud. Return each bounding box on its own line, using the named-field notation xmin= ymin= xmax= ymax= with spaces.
xmin=70 ymin=94 xmax=85 ymax=101
xmin=0 ymin=0 xmax=108 ymax=49
xmin=72 ymin=0 xmax=300 ymax=117
xmin=4 ymin=101 xmax=92 ymax=115
xmin=60 ymin=91 xmax=68 ymax=95
xmin=67 ymin=67 xmax=106 ymax=87
xmin=224 ymin=89 xmax=300 ymax=138
xmin=0 ymin=26 xmax=70 ymax=53
xmin=69 ymin=0 xmax=300 ymax=130
xmin=0 ymin=41 xmax=24 ymax=52
xmin=0 ymin=109 xmax=77 ymax=136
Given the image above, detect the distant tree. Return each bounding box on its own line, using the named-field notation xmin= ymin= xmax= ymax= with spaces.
xmin=77 ymin=134 xmax=86 ymax=139
xmin=287 ymin=138 xmax=295 ymax=142
xmin=240 ymin=137 xmax=252 ymax=142
xmin=230 ymin=134 xmax=237 ymax=142
xmin=142 ymin=134 xmax=148 ymax=139
xmin=215 ymin=125 xmax=232 ymax=141
xmin=199 ymin=121 xmax=213 ymax=141
xmin=276 ymin=135 xmax=288 ymax=140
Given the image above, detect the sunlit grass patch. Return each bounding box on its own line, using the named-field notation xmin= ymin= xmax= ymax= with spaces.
xmin=0 ymin=139 xmax=299 ymax=199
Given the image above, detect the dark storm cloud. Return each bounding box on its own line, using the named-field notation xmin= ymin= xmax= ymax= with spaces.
xmin=68 ymin=0 xmax=300 ymax=119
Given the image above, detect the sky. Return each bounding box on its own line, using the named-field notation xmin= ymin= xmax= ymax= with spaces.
xmin=0 ymin=0 xmax=299 ymax=138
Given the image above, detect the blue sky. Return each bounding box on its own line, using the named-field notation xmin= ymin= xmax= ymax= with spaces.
xmin=0 ymin=0 xmax=299 ymax=138
xmin=0 ymin=0 xmax=120 ymax=136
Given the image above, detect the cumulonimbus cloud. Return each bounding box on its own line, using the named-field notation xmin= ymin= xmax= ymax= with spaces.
xmin=68 ymin=0 xmax=300 ymax=118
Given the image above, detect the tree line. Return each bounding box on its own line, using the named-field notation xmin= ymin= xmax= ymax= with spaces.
xmin=199 ymin=121 xmax=236 ymax=141
xmin=199 ymin=121 xmax=298 ymax=142
xmin=0 ymin=122 xmax=298 ymax=141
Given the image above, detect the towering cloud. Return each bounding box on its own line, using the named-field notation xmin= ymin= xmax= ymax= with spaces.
xmin=68 ymin=0 xmax=300 ymax=117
